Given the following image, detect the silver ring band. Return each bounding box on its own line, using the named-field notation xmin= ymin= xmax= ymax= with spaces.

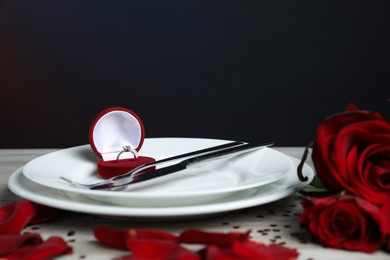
xmin=116 ymin=145 xmax=138 ymax=161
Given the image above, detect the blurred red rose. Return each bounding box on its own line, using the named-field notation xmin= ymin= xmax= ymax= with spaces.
xmin=312 ymin=104 xmax=390 ymax=205
xmin=301 ymin=195 xmax=383 ymax=253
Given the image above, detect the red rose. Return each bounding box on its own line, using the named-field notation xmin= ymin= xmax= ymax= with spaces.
xmin=312 ymin=104 xmax=390 ymax=205
xmin=301 ymin=195 xmax=383 ymax=253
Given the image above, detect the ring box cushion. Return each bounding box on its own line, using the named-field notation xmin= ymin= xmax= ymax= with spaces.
xmin=88 ymin=107 xmax=155 ymax=179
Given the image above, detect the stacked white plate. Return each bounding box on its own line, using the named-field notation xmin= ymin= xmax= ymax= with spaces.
xmin=7 ymin=138 xmax=314 ymax=220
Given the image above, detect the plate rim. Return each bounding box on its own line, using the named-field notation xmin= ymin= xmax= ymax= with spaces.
xmin=8 ymin=155 xmax=314 ymax=218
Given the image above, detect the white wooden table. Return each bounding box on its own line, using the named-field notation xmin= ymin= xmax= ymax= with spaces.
xmin=0 ymin=148 xmax=388 ymax=260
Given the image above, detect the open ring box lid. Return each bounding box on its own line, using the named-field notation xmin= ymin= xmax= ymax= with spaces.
xmin=88 ymin=107 xmax=155 ymax=179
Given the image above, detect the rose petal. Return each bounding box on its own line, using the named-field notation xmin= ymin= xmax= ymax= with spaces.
xmin=94 ymin=225 xmax=177 ymax=250
xmin=126 ymin=228 xmax=178 ymax=241
xmin=385 ymin=236 xmax=390 ymax=252
xmin=379 ymin=202 xmax=390 ymax=251
xmin=317 ymin=109 xmax=384 ymax=136
xmin=381 ymin=205 xmax=390 ymax=234
xmin=362 ymin=145 xmax=390 ymax=193
xmin=178 ymin=229 xmax=250 ymax=247
xmin=201 ymin=245 xmax=239 ymax=260
xmin=0 ymin=201 xmax=36 ymax=234
xmin=232 ymin=240 xmax=299 ymax=260
xmin=126 ymin=239 xmax=200 ymax=260
xmin=0 ymin=233 xmax=42 ymax=256
xmin=2 ymin=236 xmax=72 ymax=260
xmin=346 ymin=103 xmax=359 ymax=111
xmin=94 ymin=225 xmax=128 ymax=250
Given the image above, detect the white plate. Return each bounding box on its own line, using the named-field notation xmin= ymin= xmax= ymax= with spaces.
xmin=8 ymin=153 xmax=313 ymax=220
xmin=22 ymin=138 xmax=293 ymax=207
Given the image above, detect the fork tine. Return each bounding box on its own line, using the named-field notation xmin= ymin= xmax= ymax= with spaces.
xmin=60 ymin=176 xmax=127 ymax=191
xmin=59 ymin=177 xmax=95 ymax=188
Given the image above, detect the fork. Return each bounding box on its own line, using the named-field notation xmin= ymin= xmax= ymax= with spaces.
xmin=61 ymin=141 xmax=273 ymax=190
xmin=60 ymin=141 xmax=245 ymax=189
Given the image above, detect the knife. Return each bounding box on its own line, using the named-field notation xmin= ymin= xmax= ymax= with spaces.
xmin=90 ymin=141 xmax=273 ymax=190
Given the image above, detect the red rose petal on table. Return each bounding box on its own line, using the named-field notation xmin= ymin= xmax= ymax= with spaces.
xmin=2 ymin=236 xmax=72 ymax=260
xmin=94 ymin=225 xmax=178 ymax=250
xmin=201 ymin=245 xmax=239 ymax=260
xmin=178 ymin=229 xmax=250 ymax=247
xmin=127 ymin=228 xmax=178 ymax=241
xmin=94 ymin=225 xmax=131 ymax=250
xmin=0 ymin=233 xmax=42 ymax=256
xmin=126 ymin=239 xmax=200 ymax=260
xmin=233 ymin=240 xmax=299 ymax=260
xmin=0 ymin=201 xmax=36 ymax=234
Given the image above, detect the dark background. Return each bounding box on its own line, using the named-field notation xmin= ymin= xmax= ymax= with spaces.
xmin=1 ymin=1 xmax=389 ymax=148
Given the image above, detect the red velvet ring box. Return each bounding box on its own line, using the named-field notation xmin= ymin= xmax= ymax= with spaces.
xmin=88 ymin=107 xmax=155 ymax=179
